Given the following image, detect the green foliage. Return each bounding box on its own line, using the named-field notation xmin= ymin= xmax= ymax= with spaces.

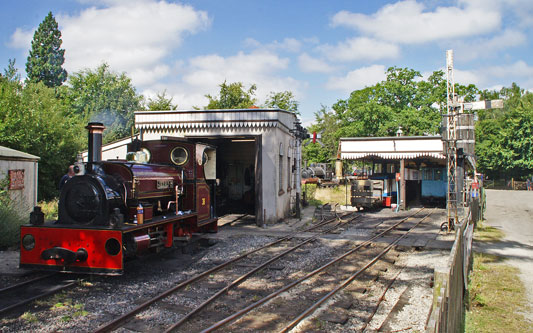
xmin=3 ymin=59 xmax=21 ymax=83
xmin=25 ymin=12 xmax=67 ymax=87
xmin=476 ymin=83 xmax=533 ymax=179
xmin=264 ymin=91 xmax=299 ymax=114
xmin=39 ymin=199 xmax=59 ymax=220
xmin=0 ymin=176 xmax=26 ymax=248
xmin=307 ymin=67 xmax=478 ymax=163
xmin=66 ymin=63 xmax=143 ymax=143
xmin=20 ymin=312 xmax=38 ymax=323
xmin=205 ymin=81 xmax=257 ymax=109
xmin=0 ymin=79 xmax=85 ymax=199
xmin=146 ymin=90 xmax=178 ymax=111
xmin=303 ymin=105 xmax=339 ymax=163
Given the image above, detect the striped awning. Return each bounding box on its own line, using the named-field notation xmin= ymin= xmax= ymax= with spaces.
xmin=341 ymin=152 xmax=445 ymax=160
xmin=339 ymin=136 xmax=445 ymax=160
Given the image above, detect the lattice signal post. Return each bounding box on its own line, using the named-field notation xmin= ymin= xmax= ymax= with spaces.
xmin=444 ymin=50 xmax=503 ymax=231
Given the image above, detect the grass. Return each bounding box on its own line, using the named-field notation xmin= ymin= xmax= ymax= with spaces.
xmin=474 ymin=221 xmax=505 ymax=243
xmin=314 ymin=185 xmax=350 ymax=206
xmin=303 ymin=184 xmax=351 ymax=207
xmin=20 ymin=312 xmax=38 ymax=323
xmin=465 ymin=254 xmax=533 ymax=332
xmin=0 ymin=179 xmax=27 ymax=248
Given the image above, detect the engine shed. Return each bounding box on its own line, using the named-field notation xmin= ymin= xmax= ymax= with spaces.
xmin=91 ymin=109 xmax=302 ymax=226
xmin=338 ymin=135 xmax=446 ymax=210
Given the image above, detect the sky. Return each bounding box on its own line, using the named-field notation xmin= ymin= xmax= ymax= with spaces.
xmin=1 ymin=0 xmax=533 ymax=125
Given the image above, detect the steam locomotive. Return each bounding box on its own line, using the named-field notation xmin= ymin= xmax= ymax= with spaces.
xmin=20 ymin=123 xmax=218 ymax=275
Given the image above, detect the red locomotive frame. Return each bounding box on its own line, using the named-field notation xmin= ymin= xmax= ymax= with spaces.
xmin=20 ymin=123 xmax=218 ymax=275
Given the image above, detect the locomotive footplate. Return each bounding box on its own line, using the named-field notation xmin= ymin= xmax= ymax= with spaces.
xmin=120 ymin=212 xmax=197 ymax=232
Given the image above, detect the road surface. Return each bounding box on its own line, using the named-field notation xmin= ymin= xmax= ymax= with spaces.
xmin=476 ymin=189 xmax=533 ymax=320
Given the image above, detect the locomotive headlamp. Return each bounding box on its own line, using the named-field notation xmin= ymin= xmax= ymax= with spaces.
xmin=22 ymin=234 xmax=35 ymax=251
xmin=126 ymin=149 xmax=151 ymax=163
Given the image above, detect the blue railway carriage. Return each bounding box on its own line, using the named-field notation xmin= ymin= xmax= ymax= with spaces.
xmin=421 ymin=167 xmax=446 ymax=205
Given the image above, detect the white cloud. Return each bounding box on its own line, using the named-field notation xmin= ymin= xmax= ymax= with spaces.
xmin=60 ymin=1 xmax=210 ymax=86
xmin=8 ymin=28 xmax=33 ymax=49
xmin=440 ymin=61 xmax=533 ymax=90
xmin=298 ymin=53 xmax=335 ymax=73
xmin=317 ymin=37 xmax=399 ymax=62
xmin=454 ymin=29 xmax=527 ymax=61
xmin=331 ymin=1 xmax=501 ymax=44
xmin=483 ymin=61 xmax=533 ymax=80
xmin=155 ymin=50 xmax=306 ymax=109
xmin=326 ymin=65 xmax=386 ymax=93
xmin=453 ymin=68 xmax=482 ymax=86
xmin=10 ymin=1 xmax=211 ymax=87
xmin=499 ymin=0 xmax=533 ymax=27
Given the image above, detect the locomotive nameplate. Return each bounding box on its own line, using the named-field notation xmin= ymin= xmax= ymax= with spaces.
xmin=157 ymin=180 xmax=173 ymax=189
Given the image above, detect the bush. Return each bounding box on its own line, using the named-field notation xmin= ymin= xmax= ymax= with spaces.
xmin=0 ymin=177 xmax=26 ymax=248
xmin=39 ymin=199 xmax=58 ymax=220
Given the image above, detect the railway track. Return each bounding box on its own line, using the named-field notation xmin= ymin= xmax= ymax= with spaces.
xmin=200 ymin=208 xmax=433 ymax=332
xmin=0 ymin=273 xmax=78 ymax=316
xmin=94 ymin=211 xmax=360 ymax=332
xmin=95 ymin=208 xmax=432 ymax=332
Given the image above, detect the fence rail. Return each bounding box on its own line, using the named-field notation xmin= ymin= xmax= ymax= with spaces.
xmin=426 ymin=199 xmax=477 ymax=333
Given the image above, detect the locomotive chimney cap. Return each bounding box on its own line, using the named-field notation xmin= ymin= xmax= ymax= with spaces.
xmin=86 ymin=122 xmax=105 ymax=133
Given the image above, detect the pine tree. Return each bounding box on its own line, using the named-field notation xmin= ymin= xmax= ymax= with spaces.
xmin=25 ymin=12 xmax=67 ymax=87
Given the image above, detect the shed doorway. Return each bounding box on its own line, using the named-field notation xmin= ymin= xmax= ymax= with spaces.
xmin=188 ymin=136 xmax=261 ymax=223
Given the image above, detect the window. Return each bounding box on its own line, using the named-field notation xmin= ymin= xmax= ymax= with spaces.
xmin=287 ymin=156 xmax=291 ymax=190
xmin=170 ymin=147 xmax=188 ymax=165
xmin=279 ymin=143 xmax=284 ymax=194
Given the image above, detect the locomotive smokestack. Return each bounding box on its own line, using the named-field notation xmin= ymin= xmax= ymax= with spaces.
xmin=86 ymin=122 xmax=105 ymax=163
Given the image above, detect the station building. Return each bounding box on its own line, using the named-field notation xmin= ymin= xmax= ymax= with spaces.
xmin=89 ymin=109 xmax=303 ymax=225
xmin=338 ymin=135 xmax=446 ymax=209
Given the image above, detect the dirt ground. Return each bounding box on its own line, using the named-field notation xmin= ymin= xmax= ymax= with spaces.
xmin=475 ymin=189 xmax=533 ymax=321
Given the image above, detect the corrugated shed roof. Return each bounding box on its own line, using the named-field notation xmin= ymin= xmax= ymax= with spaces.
xmin=0 ymin=146 xmax=40 ymax=161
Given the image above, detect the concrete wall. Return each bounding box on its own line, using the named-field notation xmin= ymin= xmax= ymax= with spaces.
xmin=0 ymin=159 xmax=38 ymax=212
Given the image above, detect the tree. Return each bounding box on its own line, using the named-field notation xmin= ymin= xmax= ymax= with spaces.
xmin=2 ymin=59 xmax=21 ymax=83
xmin=264 ymin=91 xmax=299 ymax=114
xmin=476 ymin=84 xmax=533 ymax=179
xmin=0 ymin=79 xmax=85 ymax=199
xmin=302 ymin=105 xmax=339 ymax=163
xmin=66 ymin=63 xmax=143 ymax=143
xmin=146 ymin=90 xmax=178 ymax=110
xmin=25 ymin=12 xmax=67 ymax=87
xmin=205 ymin=81 xmax=257 ymax=109
xmin=308 ymin=66 xmax=479 ymax=163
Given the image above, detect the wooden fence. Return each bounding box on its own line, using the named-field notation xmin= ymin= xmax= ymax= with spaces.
xmin=426 ymin=201 xmax=476 ymax=332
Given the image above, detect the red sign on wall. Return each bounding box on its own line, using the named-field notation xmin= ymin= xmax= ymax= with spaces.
xmin=8 ymin=169 xmax=24 ymax=190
